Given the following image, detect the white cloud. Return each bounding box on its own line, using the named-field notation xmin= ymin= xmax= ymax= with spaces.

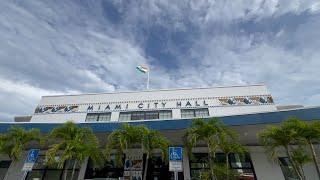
xmin=0 ymin=78 xmax=70 ymax=99
xmin=0 ymin=0 xmax=320 ymax=121
xmin=0 ymin=78 xmax=73 ymax=121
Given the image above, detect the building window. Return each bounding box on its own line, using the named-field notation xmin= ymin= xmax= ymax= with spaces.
xmin=189 ymin=153 xmax=210 ymax=179
xmin=190 ymin=153 xmax=256 ymax=180
xmin=119 ymin=112 xmax=131 ymax=121
xmin=131 ymin=111 xmax=145 ymax=120
xmin=119 ymin=110 xmax=172 ymax=121
xmin=85 ymin=113 xmax=111 ymax=122
xmin=0 ymin=160 xmax=11 ymax=180
xmin=85 ymin=155 xmax=124 ymax=179
xmin=159 ymin=111 xmax=172 ymax=119
xmin=25 ymin=155 xmax=80 ymax=180
xmin=145 ymin=111 xmax=159 ymax=120
xmin=229 ymin=153 xmax=256 ymax=180
xmin=181 ymin=108 xmax=209 ymax=118
xmin=279 ymin=157 xmax=300 ymax=180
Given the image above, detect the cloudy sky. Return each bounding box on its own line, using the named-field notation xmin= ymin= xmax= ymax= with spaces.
xmin=0 ymin=0 xmax=320 ymax=121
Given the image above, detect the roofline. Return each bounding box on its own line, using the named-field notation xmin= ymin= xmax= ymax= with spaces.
xmin=42 ymin=84 xmax=267 ymax=98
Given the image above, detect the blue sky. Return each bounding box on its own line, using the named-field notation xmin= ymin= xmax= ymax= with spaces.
xmin=0 ymin=0 xmax=320 ymax=121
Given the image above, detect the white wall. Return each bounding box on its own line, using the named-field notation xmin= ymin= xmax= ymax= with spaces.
xmin=31 ymin=85 xmax=276 ymax=123
xmin=248 ymin=146 xmax=286 ymax=180
xmin=209 ymin=105 xmax=276 ymax=117
xmin=31 ymin=113 xmax=87 ymax=123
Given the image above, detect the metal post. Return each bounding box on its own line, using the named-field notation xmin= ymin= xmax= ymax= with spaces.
xmin=21 ymin=171 xmax=27 ymax=180
xmin=174 ymin=171 xmax=178 ymax=180
xmin=147 ymin=71 xmax=150 ymax=89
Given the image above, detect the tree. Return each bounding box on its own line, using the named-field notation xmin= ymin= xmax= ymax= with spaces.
xmin=0 ymin=127 xmax=42 ymax=160
xmin=141 ymin=127 xmax=169 ymax=180
xmin=105 ymin=124 xmax=169 ymax=180
xmin=291 ymin=147 xmax=312 ymax=180
xmin=258 ymin=124 xmax=305 ymax=180
xmin=105 ymin=123 xmax=142 ymax=166
xmin=46 ymin=122 xmax=102 ymax=180
xmin=184 ymin=118 xmax=237 ymax=179
xmin=184 ymin=118 xmax=221 ymax=179
xmin=218 ymin=131 xmax=246 ymax=180
xmin=283 ymin=118 xmax=320 ymax=178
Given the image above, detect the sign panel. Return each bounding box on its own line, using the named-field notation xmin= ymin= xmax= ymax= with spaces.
xmin=169 ymin=147 xmax=183 ymax=172
xmin=22 ymin=149 xmax=40 ymax=171
xmin=123 ymin=149 xmax=143 ymax=180
xmin=33 ymin=95 xmax=274 ymax=114
xmin=169 ymin=147 xmax=183 ymax=161
xmin=169 ymin=161 xmax=183 ymax=172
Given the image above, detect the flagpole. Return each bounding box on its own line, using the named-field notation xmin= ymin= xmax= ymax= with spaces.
xmin=147 ymin=71 xmax=150 ymax=89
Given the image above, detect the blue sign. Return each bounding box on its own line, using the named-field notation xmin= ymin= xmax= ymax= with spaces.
xmin=169 ymin=147 xmax=183 ymax=161
xmin=25 ymin=149 xmax=40 ymax=163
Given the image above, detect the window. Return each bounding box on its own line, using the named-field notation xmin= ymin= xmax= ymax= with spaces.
xmin=119 ymin=110 xmax=172 ymax=121
xmin=190 ymin=153 xmax=256 ymax=180
xmin=119 ymin=112 xmax=131 ymax=121
xmin=98 ymin=114 xmax=111 ymax=121
xmin=25 ymin=155 xmax=80 ymax=180
xmin=229 ymin=153 xmax=256 ymax=180
xmin=85 ymin=155 xmax=124 ymax=179
xmin=181 ymin=108 xmax=209 ymax=118
xmin=145 ymin=153 xmax=183 ymax=180
xmin=131 ymin=111 xmax=145 ymax=120
xmin=159 ymin=111 xmax=172 ymax=119
xmin=279 ymin=157 xmax=300 ymax=180
xmin=85 ymin=113 xmax=111 ymax=122
xmin=85 ymin=114 xmax=99 ymax=122
xmin=145 ymin=111 xmax=159 ymax=120
xmin=189 ymin=153 xmax=210 ymax=180
xmin=0 ymin=160 xmax=11 ymax=180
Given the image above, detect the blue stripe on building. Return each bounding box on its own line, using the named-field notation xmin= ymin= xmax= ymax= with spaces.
xmin=1 ymin=107 xmax=319 ymax=133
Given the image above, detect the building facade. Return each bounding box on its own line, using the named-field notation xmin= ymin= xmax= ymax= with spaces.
xmin=0 ymin=84 xmax=319 ymax=180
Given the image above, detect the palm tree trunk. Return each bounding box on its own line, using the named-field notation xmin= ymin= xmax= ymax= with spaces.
xmin=285 ymin=147 xmax=303 ymax=180
xmin=143 ymin=153 xmax=149 ymax=180
xmin=208 ymin=153 xmax=214 ymax=180
xmin=226 ymin=153 xmax=229 ymax=180
xmin=70 ymin=160 xmax=77 ymax=180
xmin=208 ymin=147 xmax=216 ymax=180
xmin=308 ymin=140 xmax=320 ymax=178
xmin=299 ymin=165 xmax=306 ymax=180
xmin=63 ymin=167 xmax=68 ymax=180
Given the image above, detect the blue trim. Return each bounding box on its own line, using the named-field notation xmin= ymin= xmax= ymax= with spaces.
xmin=1 ymin=107 xmax=319 ymax=133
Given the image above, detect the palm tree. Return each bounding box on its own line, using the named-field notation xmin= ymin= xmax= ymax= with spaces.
xmin=291 ymin=146 xmax=312 ymax=180
xmin=283 ymin=118 xmax=320 ymax=178
xmin=0 ymin=127 xmax=42 ymax=160
xmin=105 ymin=124 xmax=169 ymax=180
xmin=218 ymin=131 xmax=246 ymax=180
xmin=184 ymin=118 xmax=227 ymax=179
xmin=105 ymin=123 xmax=142 ymax=166
xmin=141 ymin=127 xmax=169 ymax=180
xmin=46 ymin=121 xmax=102 ymax=180
xmin=258 ymin=125 xmax=304 ymax=180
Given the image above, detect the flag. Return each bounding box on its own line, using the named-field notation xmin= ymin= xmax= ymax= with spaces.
xmin=136 ymin=65 xmax=149 ymax=73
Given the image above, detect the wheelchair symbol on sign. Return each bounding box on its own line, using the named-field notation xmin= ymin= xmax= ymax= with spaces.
xmin=170 ymin=150 xmax=180 ymax=160
xmin=28 ymin=151 xmax=36 ymax=162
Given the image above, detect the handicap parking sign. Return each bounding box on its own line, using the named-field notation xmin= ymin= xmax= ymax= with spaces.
xmin=22 ymin=149 xmax=40 ymax=171
xmin=169 ymin=147 xmax=183 ymax=161
xmin=26 ymin=149 xmax=40 ymax=163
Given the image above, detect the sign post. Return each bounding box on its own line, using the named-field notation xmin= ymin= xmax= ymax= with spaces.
xmin=169 ymin=147 xmax=183 ymax=180
xmin=21 ymin=149 xmax=40 ymax=179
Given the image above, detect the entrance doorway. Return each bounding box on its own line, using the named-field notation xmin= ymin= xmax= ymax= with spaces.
xmin=84 ymin=153 xmax=184 ymax=180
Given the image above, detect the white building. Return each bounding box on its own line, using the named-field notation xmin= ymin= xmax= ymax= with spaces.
xmin=0 ymin=84 xmax=319 ymax=180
